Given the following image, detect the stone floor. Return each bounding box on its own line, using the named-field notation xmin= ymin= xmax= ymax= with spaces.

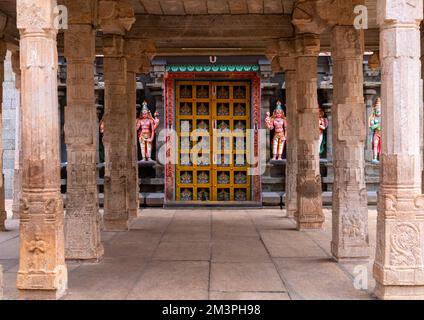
xmin=0 ymin=200 xmax=377 ymax=300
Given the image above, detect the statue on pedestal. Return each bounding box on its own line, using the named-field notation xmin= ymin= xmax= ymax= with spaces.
xmin=318 ymin=108 xmax=329 ymax=156
xmin=368 ymin=97 xmax=381 ymax=164
xmin=136 ymin=102 xmax=160 ymax=162
xmin=265 ymin=101 xmax=287 ymax=161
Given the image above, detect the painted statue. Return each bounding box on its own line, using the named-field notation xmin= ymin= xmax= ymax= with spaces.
xmin=318 ymin=108 xmax=329 ymax=156
xmin=368 ymin=97 xmax=381 ymax=163
xmin=265 ymin=101 xmax=287 ymax=161
xmin=136 ymin=101 xmax=160 ymax=161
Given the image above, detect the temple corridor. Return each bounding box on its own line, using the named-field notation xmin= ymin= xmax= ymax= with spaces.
xmin=1 ymin=202 xmax=375 ymax=300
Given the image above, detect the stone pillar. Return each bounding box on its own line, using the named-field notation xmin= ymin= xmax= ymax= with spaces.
xmin=16 ymin=0 xmax=67 ymax=299
xmin=373 ymin=0 xmax=424 ymax=299
xmin=12 ymin=51 xmax=22 ymax=220
xmin=102 ymin=35 xmax=131 ymax=230
xmin=63 ymin=3 xmax=104 ymax=260
xmin=261 ymin=84 xmax=275 ymax=162
xmin=0 ymin=41 xmax=7 ymax=231
xmin=331 ymin=26 xmax=369 ymax=260
xmin=323 ymin=90 xmax=333 ymax=162
xmin=295 ymin=34 xmax=324 ymax=230
xmin=148 ymin=64 xmax=165 ymax=177
xmin=124 ymin=49 xmax=140 ymax=219
xmin=364 ymin=89 xmax=377 ymax=162
xmin=285 ymin=69 xmax=298 ymax=218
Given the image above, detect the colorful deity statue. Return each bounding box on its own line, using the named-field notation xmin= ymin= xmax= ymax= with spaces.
xmin=265 ymin=101 xmax=287 ymax=161
xmin=368 ymin=97 xmax=382 ymax=163
xmin=136 ymin=101 xmax=160 ymax=161
xmin=318 ymin=108 xmax=329 ymax=156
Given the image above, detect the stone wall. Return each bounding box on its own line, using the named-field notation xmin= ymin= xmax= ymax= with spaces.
xmin=2 ymin=51 xmax=18 ymax=199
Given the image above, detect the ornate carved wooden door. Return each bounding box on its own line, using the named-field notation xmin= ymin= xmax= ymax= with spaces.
xmin=176 ymin=81 xmax=251 ymax=202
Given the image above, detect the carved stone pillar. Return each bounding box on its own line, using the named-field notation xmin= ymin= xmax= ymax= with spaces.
xmin=323 ymin=91 xmax=333 ymax=162
xmin=148 ymin=63 xmax=165 ymax=177
xmin=12 ymin=51 xmax=22 ymax=221
xmin=364 ymin=89 xmax=377 ymax=163
xmin=374 ymin=0 xmax=424 ymax=299
xmin=331 ymin=26 xmax=369 ymax=260
xmin=284 ymin=70 xmax=298 ymax=218
xmin=16 ymin=0 xmax=67 ymax=299
xmin=0 ymin=41 xmax=7 ymax=231
xmin=102 ymin=35 xmax=130 ymax=230
xmin=294 ymin=34 xmax=324 ymax=230
xmin=63 ymin=3 xmax=104 ymax=260
xmin=99 ymin=0 xmax=135 ymax=230
xmin=261 ymin=84 xmax=275 ymax=162
xmin=125 ymin=64 xmax=138 ymax=219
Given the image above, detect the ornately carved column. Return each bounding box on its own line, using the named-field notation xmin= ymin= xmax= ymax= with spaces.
xmin=374 ymin=0 xmax=424 ymax=299
xmin=284 ymin=65 xmax=298 ymax=218
xmin=64 ymin=2 xmax=103 ymax=260
xmin=12 ymin=51 xmax=22 ymax=221
xmin=124 ymin=40 xmax=142 ymax=220
xmin=102 ymin=35 xmax=131 ymax=230
xmin=295 ymin=34 xmax=324 ymax=230
xmin=331 ymin=26 xmax=369 ymax=260
xmin=0 ymin=41 xmax=7 ymax=231
xmin=16 ymin=0 xmax=67 ymax=298
xmin=99 ymin=0 xmax=135 ymax=230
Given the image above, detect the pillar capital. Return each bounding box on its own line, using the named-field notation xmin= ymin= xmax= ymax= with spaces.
xmin=292 ymin=0 xmax=327 ymax=34
xmin=103 ymin=34 xmax=125 ymax=57
xmin=377 ymin=0 xmax=423 ymax=26
xmin=65 ymin=0 xmax=98 ymax=26
xmin=331 ymin=26 xmax=364 ymax=59
xmin=98 ymin=0 xmax=135 ymax=35
xmin=316 ymin=0 xmax=365 ymax=27
xmin=64 ymin=24 xmax=96 ymax=63
xmin=295 ymin=33 xmax=321 ymax=57
xmin=124 ymin=38 xmax=156 ymax=74
xmin=277 ymin=39 xmax=296 ymax=72
xmin=17 ymin=0 xmax=58 ymax=35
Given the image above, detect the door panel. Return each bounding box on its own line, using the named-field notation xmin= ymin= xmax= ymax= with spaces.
xmin=176 ymin=81 xmax=251 ymax=202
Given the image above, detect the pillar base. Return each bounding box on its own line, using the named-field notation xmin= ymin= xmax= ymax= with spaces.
xmin=65 ymin=244 xmax=104 ymax=262
xmin=286 ymin=209 xmax=296 ymax=218
xmin=297 ymin=221 xmax=323 ymax=231
xmin=103 ymin=219 xmax=129 ymax=231
xmin=374 ymin=282 xmax=424 ymax=300
xmin=129 ymin=209 xmax=139 ymax=219
xmin=331 ymin=242 xmax=369 ymax=261
xmin=17 ymin=265 xmax=68 ymax=300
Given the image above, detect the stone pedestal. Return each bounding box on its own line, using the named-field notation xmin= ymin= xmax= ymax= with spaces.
xmin=285 ymin=70 xmax=297 ymax=218
xmin=0 ymin=41 xmax=6 ymax=231
xmin=374 ymin=0 xmax=424 ymax=299
xmin=103 ymin=35 xmax=130 ymax=231
xmin=331 ymin=26 xmax=369 ymax=260
xmin=64 ymin=18 xmax=103 ymax=260
xmin=16 ymin=0 xmax=67 ymax=299
xmin=295 ymin=34 xmax=324 ymax=230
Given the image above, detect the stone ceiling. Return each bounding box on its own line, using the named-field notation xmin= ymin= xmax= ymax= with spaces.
xmin=130 ymin=0 xmax=295 ymax=15
xmin=0 ymin=0 xmax=380 ymax=55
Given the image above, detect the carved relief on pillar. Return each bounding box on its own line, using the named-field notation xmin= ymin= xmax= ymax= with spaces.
xmin=12 ymin=50 xmax=23 ymax=221
xmin=294 ymin=33 xmax=324 ymax=230
xmin=63 ymin=16 xmax=103 ymax=260
xmin=331 ymin=25 xmax=369 ymax=260
xmin=16 ymin=0 xmax=67 ymax=298
xmin=374 ymin=0 xmax=424 ymax=300
xmin=278 ymin=39 xmax=298 ymax=218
